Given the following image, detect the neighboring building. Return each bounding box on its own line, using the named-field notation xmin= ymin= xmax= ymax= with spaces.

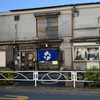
xmin=0 ymin=2 xmax=100 ymax=70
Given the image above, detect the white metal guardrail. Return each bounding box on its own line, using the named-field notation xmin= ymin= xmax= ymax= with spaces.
xmin=37 ymin=71 xmax=72 ymax=87
xmin=0 ymin=71 xmax=99 ymax=88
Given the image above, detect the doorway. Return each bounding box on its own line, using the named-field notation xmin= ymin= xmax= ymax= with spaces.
xmin=20 ymin=50 xmax=35 ymax=70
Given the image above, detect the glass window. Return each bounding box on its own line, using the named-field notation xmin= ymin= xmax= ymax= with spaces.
xmin=87 ymin=47 xmax=99 ymax=60
xmin=74 ymin=47 xmax=99 ymax=61
xmin=37 ymin=17 xmax=47 ymax=38
xmin=14 ymin=16 xmax=20 ymax=21
xmin=47 ymin=17 xmax=58 ymax=27
xmin=37 ymin=16 xmax=58 ymax=38
xmin=39 ymin=61 xmax=58 ymax=65
xmin=50 ymin=61 xmax=58 ymax=65
xmin=0 ymin=46 xmax=5 ymax=50
xmin=39 ymin=61 xmax=48 ymax=64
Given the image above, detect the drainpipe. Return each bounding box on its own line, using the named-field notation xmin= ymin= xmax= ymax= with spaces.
xmin=72 ymin=7 xmax=74 ymax=39
xmin=71 ymin=6 xmax=79 ymax=70
xmin=13 ymin=21 xmax=18 ymax=69
xmin=71 ymin=6 xmax=75 ymax=70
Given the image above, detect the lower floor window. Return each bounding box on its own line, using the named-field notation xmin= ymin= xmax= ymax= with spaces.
xmin=74 ymin=46 xmax=99 ymax=61
xmin=50 ymin=61 xmax=58 ymax=65
xmin=39 ymin=61 xmax=58 ymax=65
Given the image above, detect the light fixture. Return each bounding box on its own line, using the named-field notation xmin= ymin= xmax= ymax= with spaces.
xmin=13 ymin=45 xmax=16 ymax=48
xmin=73 ymin=9 xmax=79 ymax=17
xmin=46 ymin=43 xmax=48 ymax=47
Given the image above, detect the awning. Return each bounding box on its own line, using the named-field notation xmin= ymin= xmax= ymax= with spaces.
xmin=0 ymin=39 xmax=63 ymax=45
xmin=34 ymin=12 xmax=60 ymax=17
xmin=34 ymin=39 xmax=63 ymax=43
xmin=0 ymin=40 xmax=34 ymax=45
xmin=70 ymin=36 xmax=100 ymax=43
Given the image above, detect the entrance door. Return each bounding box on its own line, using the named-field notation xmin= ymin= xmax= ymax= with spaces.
xmin=21 ymin=50 xmax=35 ymax=70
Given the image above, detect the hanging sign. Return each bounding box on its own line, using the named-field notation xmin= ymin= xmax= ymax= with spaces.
xmin=37 ymin=49 xmax=58 ymax=61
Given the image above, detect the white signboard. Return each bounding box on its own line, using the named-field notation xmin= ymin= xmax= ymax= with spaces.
xmin=0 ymin=51 xmax=6 ymax=67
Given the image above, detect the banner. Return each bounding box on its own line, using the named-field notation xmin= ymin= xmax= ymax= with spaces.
xmin=37 ymin=49 xmax=58 ymax=61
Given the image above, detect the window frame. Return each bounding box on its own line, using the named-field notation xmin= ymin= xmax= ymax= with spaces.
xmin=36 ymin=15 xmax=58 ymax=38
xmin=73 ymin=45 xmax=100 ymax=61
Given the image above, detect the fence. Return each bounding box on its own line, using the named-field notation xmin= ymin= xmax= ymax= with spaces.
xmin=0 ymin=71 xmax=99 ymax=88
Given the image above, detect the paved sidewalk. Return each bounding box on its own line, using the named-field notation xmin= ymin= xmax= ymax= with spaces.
xmin=0 ymin=85 xmax=100 ymax=95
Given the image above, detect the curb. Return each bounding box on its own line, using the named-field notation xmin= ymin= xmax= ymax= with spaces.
xmin=0 ymin=86 xmax=100 ymax=95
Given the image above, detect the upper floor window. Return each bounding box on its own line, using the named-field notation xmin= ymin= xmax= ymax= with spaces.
xmin=37 ymin=16 xmax=58 ymax=39
xmin=14 ymin=15 xmax=20 ymax=21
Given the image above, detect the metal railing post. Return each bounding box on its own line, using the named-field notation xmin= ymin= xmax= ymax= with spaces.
xmin=34 ymin=71 xmax=38 ymax=87
xmin=72 ymin=71 xmax=76 ymax=88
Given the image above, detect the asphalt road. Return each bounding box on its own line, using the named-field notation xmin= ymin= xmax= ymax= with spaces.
xmin=0 ymin=89 xmax=100 ymax=100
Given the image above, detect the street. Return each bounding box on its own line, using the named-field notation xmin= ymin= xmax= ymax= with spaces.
xmin=0 ymin=89 xmax=100 ymax=100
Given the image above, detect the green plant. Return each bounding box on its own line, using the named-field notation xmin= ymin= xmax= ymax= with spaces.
xmin=84 ymin=66 xmax=100 ymax=88
xmin=0 ymin=69 xmax=14 ymax=85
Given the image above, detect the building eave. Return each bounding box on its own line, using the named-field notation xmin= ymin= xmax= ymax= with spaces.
xmin=10 ymin=2 xmax=100 ymax=12
xmin=0 ymin=39 xmax=63 ymax=45
xmin=70 ymin=36 xmax=100 ymax=43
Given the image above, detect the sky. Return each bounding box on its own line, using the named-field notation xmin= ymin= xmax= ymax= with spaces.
xmin=0 ymin=0 xmax=100 ymax=12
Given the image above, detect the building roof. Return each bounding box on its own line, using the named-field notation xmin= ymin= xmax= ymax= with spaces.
xmin=10 ymin=2 xmax=100 ymax=12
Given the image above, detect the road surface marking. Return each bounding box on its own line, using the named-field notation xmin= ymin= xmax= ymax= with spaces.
xmin=0 ymin=95 xmax=29 ymax=100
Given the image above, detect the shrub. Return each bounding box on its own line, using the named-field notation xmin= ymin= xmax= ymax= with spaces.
xmin=84 ymin=67 xmax=100 ymax=88
xmin=0 ymin=69 xmax=14 ymax=85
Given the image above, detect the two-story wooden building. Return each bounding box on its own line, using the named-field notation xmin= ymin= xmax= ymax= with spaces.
xmin=0 ymin=2 xmax=100 ymax=70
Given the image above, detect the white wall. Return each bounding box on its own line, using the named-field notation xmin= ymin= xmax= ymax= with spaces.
xmin=17 ymin=14 xmax=36 ymax=40
xmin=58 ymin=10 xmax=72 ymax=36
xmin=0 ymin=16 xmax=15 ymax=41
xmin=59 ymin=10 xmax=72 ymax=66
xmin=74 ymin=29 xmax=99 ymax=38
xmin=74 ymin=7 xmax=100 ymax=38
xmin=0 ymin=14 xmax=36 ymax=41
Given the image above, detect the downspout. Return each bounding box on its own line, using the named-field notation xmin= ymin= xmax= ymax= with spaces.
xmin=71 ymin=6 xmax=74 ymax=70
xmin=13 ymin=19 xmax=18 ymax=69
xmin=13 ymin=22 xmax=17 ymax=67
